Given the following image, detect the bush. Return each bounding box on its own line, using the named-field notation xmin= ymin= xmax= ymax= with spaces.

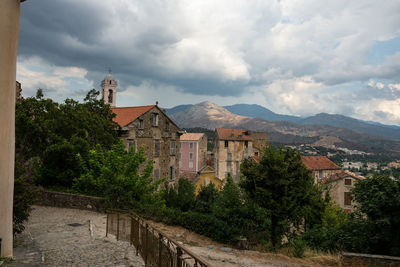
xmin=291 ymin=238 xmax=306 ymax=258
xmin=13 ymin=156 xmax=39 ymax=234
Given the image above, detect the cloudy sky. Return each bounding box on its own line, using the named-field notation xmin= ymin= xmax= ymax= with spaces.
xmin=17 ymin=0 xmax=400 ymax=125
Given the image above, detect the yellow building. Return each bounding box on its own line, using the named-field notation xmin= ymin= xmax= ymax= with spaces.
xmin=193 ymin=166 xmax=222 ymax=194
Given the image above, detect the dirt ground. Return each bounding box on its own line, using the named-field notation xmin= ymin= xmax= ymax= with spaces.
xmin=148 ymin=220 xmax=339 ymax=267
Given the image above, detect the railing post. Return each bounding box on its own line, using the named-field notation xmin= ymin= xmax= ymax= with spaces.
xmin=105 ymin=213 xmax=109 ymax=237
xmin=176 ymin=247 xmax=183 ymax=267
xmin=145 ymin=223 xmax=148 ymax=265
xmin=116 ymin=213 xmax=120 ymax=241
xmin=158 ymin=233 xmax=162 ymax=267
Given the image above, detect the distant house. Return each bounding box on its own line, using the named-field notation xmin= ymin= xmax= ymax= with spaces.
xmin=179 ymin=133 xmax=207 ymax=174
xmin=322 ymin=171 xmax=363 ymax=212
xmin=214 ymin=128 xmax=267 ymax=182
xmin=103 ymin=73 xmax=182 ymax=183
xmin=194 ymin=166 xmax=222 ymax=194
xmin=301 ymin=156 xmax=341 ymax=183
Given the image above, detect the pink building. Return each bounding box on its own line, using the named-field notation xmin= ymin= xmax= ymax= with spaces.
xmin=179 ymin=133 xmax=207 ymax=174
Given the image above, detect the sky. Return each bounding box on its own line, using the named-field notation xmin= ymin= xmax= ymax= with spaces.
xmin=17 ymin=0 xmax=400 ymax=125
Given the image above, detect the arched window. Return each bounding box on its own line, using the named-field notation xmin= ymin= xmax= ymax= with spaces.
xmin=108 ymin=89 xmax=113 ymax=103
xmin=109 ymin=80 xmax=112 ymax=85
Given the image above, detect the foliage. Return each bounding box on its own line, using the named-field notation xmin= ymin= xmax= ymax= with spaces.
xmin=194 ymin=183 xmax=219 ymax=213
xmin=73 ymin=142 xmax=164 ymax=209
xmin=240 ymin=146 xmax=326 ymax=248
xmin=15 ymin=89 xmax=119 ymax=187
xmin=291 ymin=238 xmax=306 ymax=258
xmin=163 ymin=178 xmax=196 ymax=212
xmin=13 ymin=155 xmax=39 ymax=234
xmin=351 ymin=175 xmax=400 ymax=256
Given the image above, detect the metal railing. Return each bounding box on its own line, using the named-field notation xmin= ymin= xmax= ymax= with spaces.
xmin=106 ymin=211 xmax=212 ymax=267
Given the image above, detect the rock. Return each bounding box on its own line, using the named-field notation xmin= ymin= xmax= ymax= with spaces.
xmin=178 ymin=241 xmax=183 ymax=245
xmin=208 ymin=245 xmax=215 ymax=249
xmin=87 ymin=204 xmax=92 ymax=209
xmin=220 ymin=247 xmax=233 ymax=252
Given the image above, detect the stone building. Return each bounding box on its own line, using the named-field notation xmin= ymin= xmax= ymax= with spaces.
xmin=301 ymin=155 xmax=342 ymax=183
xmin=322 ymin=171 xmax=363 ymax=212
xmin=101 ymin=73 xmax=182 ymax=183
xmin=214 ymin=128 xmax=268 ymax=182
xmin=179 ymin=133 xmax=207 ymax=175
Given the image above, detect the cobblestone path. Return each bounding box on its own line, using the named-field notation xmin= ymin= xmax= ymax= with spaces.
xmin=3 ymin=206 xmax=144 ymax=267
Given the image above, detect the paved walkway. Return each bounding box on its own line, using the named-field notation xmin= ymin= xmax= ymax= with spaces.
xmin=3 ymin=206 xmax=144 ymax=267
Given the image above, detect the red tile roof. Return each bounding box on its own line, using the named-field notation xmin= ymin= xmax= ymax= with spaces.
xmin=216 ymin=128 xmax=252 ymax=141
xmin=180 ymin=133 xmax=204 ymax=141
xmin=111 ymin=105 xmax=155 ymax=127
xmin=322 ymin=170 xmax=363 ymax=183
xmin=301 ymin=156 xmax=341 ymax=171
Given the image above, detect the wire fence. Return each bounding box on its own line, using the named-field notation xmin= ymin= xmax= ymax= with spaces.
xmin=106 ymin=211 xmax=212 ymax=267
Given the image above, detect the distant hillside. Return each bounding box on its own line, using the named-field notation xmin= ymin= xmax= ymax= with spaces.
xmin=169 ymin=102 xmax=400 ymax=154
xmin=224 ymin=104 xmax=301 ymax=122
xmin=164 ymin=104 xmax=193 ymax=115
xmin=300 ymin=113 xmax=400 ymax=139
xmin=166 ymin=103 xmax=400 ymax=140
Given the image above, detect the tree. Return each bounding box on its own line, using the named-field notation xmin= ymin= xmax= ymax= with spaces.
xmin=351 ymin=175 xmax=400 ymax=256
xmin=73 ymin=142 xmax=163 ymax=209
xmin=164 ymin=178 xmax=196 ymax=212
xmin=240 ymin=146 xmax=326 ymax=248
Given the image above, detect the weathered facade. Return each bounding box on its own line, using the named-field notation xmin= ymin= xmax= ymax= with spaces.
xmin=301 ymin=155 xmax=342 ymax=183
xmin=214 ymin=128 xmax=267 ymax=182
xmin=179 ymin=133 xmax=207 ymax=174
xmin=112 ymin=105 xmax=181 ymax=183
xmin=322 ymin=171 xmax=363 ymax=212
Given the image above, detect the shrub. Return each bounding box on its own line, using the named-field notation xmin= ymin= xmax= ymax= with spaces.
xmin=291 ymin=238 xmax=306 ymax=258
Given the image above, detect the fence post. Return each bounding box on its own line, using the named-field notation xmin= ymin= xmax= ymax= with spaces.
xmin=158 ymin=233 xmax=162 ymax=267
xmin=176 ymin=247 xmax=183 ymax=267
xmin=116 ymin=213 xmax=120 ymax=241
xmin=130 ymin=216 xmax=134 ymax=246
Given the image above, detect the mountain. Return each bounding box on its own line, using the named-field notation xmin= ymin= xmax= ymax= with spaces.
xmin=166 ymin=103 xmax=400 ymax=140
xmin=170 ymin=102 xmax=400 ymax=154
xmin=164 ymin=104 xmax=193 ymax=115
xmin=223 ymin=104 xmax=301 ymax=123
xmin=299 ymin=113 xmax=400 ymax=140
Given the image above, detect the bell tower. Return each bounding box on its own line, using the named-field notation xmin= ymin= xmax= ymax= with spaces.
xmin=101 ymin=70 xmax=117 ymax=107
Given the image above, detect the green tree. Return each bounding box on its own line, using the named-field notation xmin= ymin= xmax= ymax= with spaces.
xmin=240 ymin=146 xmax=326 ymax=248
xmin=164 ymin=178 xmax=196 ymax=212
xmin=73 ymin=142 xmax=163 ymax=209
xmin=195 ymin=183 xmax=219 ymax=213
xmin=351 ymin=175 xmax=400 ymax=256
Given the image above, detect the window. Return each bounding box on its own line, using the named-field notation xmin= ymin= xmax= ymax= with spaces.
xmin=154 ymin=140 xmax=160 ymax=157
xmin=154 ymin=169 xmax=160 ymax=180
xmin=108 ymin=89 xmax=113 ymax=103
xmin=189 ymin=142 xmax=194 ymax=149
xmin=224 ymin=140 xmax=229 ymax=148
xmin=189 ymin=162 xmax=193 ymax=168
xmin=344 ymin=192 xmax=351 ymax=206
xmin=319 ymin=170 xmax=323 ymax=179
xmin=254 ymin=151 xmax=259 ymax=156
xmin=170 ymin=141 xmax=176 ymax=155
xmin=179 ymin=161 xmax=182 ymax=168
xmin=170 ymin=166 xmax=174 ymax=180
xmin=227 ymin=161 xmax=232 ymax=172
xmin=245 ymin=141 xmax=248 ymax=148
xmin=204 ymin=177 xmax=210 ymax=186
xmin=179 ymin=152 xmax=182 ymax=159
xmin=189 ymin=152 xmax=193 ymax=160
xmin=165 ymin=121 xmax=170 ymax=131
xmin=227 ymin=153 xmax=232 ymax=161
xmin=138 ymin=119 xmax=144 ymax=129
xmin=128 ymin=139 xmax=135 ymax=151
xmin=151 ymin=113 xmax=159 ymax=127
xmin=344 ymin=178 xmax=352 ymax=186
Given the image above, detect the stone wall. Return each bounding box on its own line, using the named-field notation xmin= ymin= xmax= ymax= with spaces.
xmin=35 ymin=191 xmax=108 ymax=212
xmin=340 ymin=252 xmax=400 ymax=267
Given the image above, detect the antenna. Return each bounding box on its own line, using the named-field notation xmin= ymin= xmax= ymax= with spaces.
xmin=108 ymin=67 xmax=112 ymax=74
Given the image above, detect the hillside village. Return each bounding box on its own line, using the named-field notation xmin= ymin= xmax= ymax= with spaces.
xmin=101 ymin=72 xmax=366 ymax=213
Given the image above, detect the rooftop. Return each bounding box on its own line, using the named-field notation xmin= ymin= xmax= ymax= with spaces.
xmin=180 ymin=133 xmax=205 ymax=141
xmin=216 ymin=128 xmax=252 ymax=141
xmin=111 ymin=105 xmax=155 ymax=127
xmin=301 ymin=155 xmax=341 ymax=171
xmin=322 ymin=170 xmax=363 ymax=183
